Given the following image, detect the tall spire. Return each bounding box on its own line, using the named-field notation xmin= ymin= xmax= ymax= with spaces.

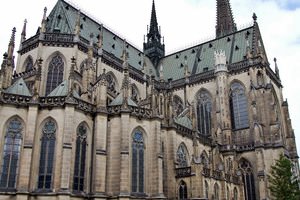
xmin=143 ymin=0 xmax=165 ymax=67
xmin=7 ymin=27 xmax=16 ymax=60
xmin=216 ymin=0 xmax=237 ymax=38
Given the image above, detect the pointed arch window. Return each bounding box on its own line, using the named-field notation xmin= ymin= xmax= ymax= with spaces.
xmin=179 ymin=180 xmax=187 ymax=200
xmin=24 ymin=56 xmax=33 ymax=71
xmin=173 ymin=96 xmax=184 ymax=116
xmin=233 ymin=187 xmax=238 ymax=200
xmin=230 ymin=82 xmax=249 ymax=129
xmin=46 ymin=54 xmax=64 ymax=95
xmin=0 ymin=118 xmax=22 ymax=189
xmin=213 ymin=183 xmax=219 ymax=200
xmin=106 ymin=73 xmax=117 ymax=94
xmin=73 ymin=124 xmax=87 ymax=192
xmin=176 ymin=144 xmax=188 ymax=168
xmin=131 ymin=85 xmax=139 ymax=103
xmin=132 ymin=131 xmax=144 ymax=193
xmin=239 ymin=159 xmax=256 ymax=200
xmin=196 ymin=91 xmax=212 ymax=135
xmin=38 ymin=120 xmax=56 ymax=190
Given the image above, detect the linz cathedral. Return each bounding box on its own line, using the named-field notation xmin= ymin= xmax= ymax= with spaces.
xmin=0 ymin=0 xmax=299 ymax=199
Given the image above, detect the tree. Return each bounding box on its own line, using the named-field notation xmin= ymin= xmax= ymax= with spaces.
xmin=268 ymin=154 xmax=300 ymax=200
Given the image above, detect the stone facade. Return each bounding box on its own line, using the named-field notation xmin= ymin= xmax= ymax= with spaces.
xmin=0 ymin=0 xmax=299 ymax=200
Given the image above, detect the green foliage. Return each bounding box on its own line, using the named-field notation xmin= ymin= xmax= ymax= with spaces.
xmin=268 ymin=154 xmax=300 ymax=200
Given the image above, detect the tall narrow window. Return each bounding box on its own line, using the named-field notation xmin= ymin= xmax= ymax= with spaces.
xmin=0 ymin=118 xmax=22 ymax=189
xmin=233 ymin=187 xmax=238 ymax=200
xmin=45 ymin=54 xmax=64 ymax=95
xmin=24 ymin=56 xmax=33 ymax=71
xmin=176 ymin=144 xmax=188 ymax=168
xmin=204 ymin=180 xmax=209 ymax=199
xmin=179 ymin=180 xmax=187 ymax=200
xmin=132 ymin=131 xmax=144 ymax=193
xmin=214 ymin=183 xmax=219 ymax=200
xmin=230 ymin=82 xmax=249 ymax=129
xmin=196 ymin=91 xmax=212 ymax=135
xmin=239 ymin=159 xmax=256 ymax=200
xmin=38 ymin=120 xmax=56 ymax=190
xmin=73 ymin=124 xmax=87 ymax=192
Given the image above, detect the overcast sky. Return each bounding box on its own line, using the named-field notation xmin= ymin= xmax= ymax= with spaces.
xmin=0 ymin=0 xmax=300 ymax=154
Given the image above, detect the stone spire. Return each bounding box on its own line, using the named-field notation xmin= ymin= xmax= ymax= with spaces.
xmin=216 ymin=0 xmax=237 ymax=38
xmin=41 ymin=7 xmax=47 ymax=33
xmin=143 ymin=0 xmax=165 ymax=67
xmin=7 ymin=27 xmax=16 ymax=61
xmin=20 ymin=19 xmax=27 ymax=45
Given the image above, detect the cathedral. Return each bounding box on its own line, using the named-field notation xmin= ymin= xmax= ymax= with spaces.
xmin=0 ymin=0 xmax=299 ymax=199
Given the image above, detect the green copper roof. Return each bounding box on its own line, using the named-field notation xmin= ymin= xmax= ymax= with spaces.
xmin=45 ymin=0 xmax=254 ymax=82
xmin=174 ymin=116 xmax=192 ymax=130
xmin=109 ymin=93 xmax=138 ymax=107
xmin=48 ymin=80 xmax=68 ymax=97
xmin=160 ymin=26 xmax=253 ymax=80
xmin=5 ymin=78 xmax=32 ymax=96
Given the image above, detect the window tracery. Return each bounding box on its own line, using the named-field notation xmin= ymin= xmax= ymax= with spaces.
xmin=24 ymin=56 xmax=33 ymax=71
xmin=173 ymin=95 xmax=184 ymax=116
xmin=176 ymin=144 xmax=188 ymax=168
xmin=230 ymin=82 xmax=249 ymax=129
xmin=132 ymin=131 xmax=144 ymax=193
xmin=73 ymin=123 xmax=87 ymax=192
xmin=213 ymin=183 xmax=219 ymax=200
xmin=0 ymin=118 xmax=22 ymax=189
xmin=38 ymin=120 xmax=56 ymax=190
xmin=196 ymin=91 xmax=212 ymax=135
xmin=239 ymin=159 xmax=256 ymax=200
xmin=179 ymin=180 xmax=187 ymax=200
xmin=106 ymin=73 xmax=117 ymax=94
xmin=45 ymin=54 xmax=64 ymax=95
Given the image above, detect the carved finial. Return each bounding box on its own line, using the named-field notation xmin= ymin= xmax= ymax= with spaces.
xmin=22 ymin=19 xmax=27 ymax=37
xmin=214 ymin=50 xmax=226 ymax=66
xmin=41 ymin=7 xmax=47 ymax=33
xmin=97 ymin=24 xmax=103 ymax=49
xmin=253 ymin=13 xmax=257 ymax=22
xmin=43 ymin=7 xmax=47 ymax=20
xmin=7 ymin=27 xmax=16 ymax=60
xmin=184 ymin=55 xmax=189 ymax=77
xmin=74 ymin=10 xmax=81 ymax=36
xmin=159 ymin=63 xmax=164 ymax=81
xmin=9 ymin=27 xmax=16 ymax=46
xmin=121 ymin=40 xmax=128 ymax=66
xmin=274 ymin=57 xmax=280 ymax=79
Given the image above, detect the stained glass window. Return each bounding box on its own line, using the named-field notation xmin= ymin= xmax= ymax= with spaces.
xmin=0 ymin=118 xmax=22 ymax=189
xmin=230 ymin=82 xmax=249 ymax=129
xmin=38 ymin=120 xmax=56 ymax=190
xmin=132 ymin=131 xmax=144 ymax=193
xmin=106 ymin=73 xmax=117 ymax=94
xmin=196 ymin=91 xmax=212 ymax=135
xmin=73 ymin=124 xmax=87 ymax=192
xmin=239 ymin=159 xmax=256 ymax=200
xmin=173 ymin=96 xmax=184 ymax=116
xmin=24 ymin=56 xmax=33 ymax=71
xmin=179 ymin=180 xmax=187 ymax=200
xmin=45 ymin=54 xmax=64 ymax=95
xmin=176 ymin=144 xmax=188 ymax=168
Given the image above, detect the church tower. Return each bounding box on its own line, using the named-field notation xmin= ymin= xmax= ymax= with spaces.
xmin=143 ymin=0 xmax=165 ymax=67
xmin=216 ymin=0 xmax=237 ymax=38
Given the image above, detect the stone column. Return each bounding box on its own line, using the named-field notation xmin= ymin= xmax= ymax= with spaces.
xmin=18 ymin=105 xmax=38 ymax=192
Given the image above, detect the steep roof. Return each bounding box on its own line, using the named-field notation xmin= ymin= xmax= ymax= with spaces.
xmin=4 ymin=78 xmax=32 ymax=96
xmin=48 ymin=80 xmax=80 ymax=98
xmin=45 ymin=0 xmax=255 ymax=82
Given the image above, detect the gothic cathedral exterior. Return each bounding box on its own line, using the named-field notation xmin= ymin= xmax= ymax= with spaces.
xmin=0 ymin=0 xmax=299 ymax=199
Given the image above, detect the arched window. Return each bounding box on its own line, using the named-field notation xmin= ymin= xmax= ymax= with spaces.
xmin=46 ymin=54 xmax=64 ymax=95
xmin=201 ymin=151 xmax=209 ymax=167
xmin=204 ymin=180 xmax=209 ymax=199
xmin=230 ymin=82 xmax=249 ymax=129
xmin=233 ymin=187 xmax=238 ymax=200
xmin=196 ymin=91 xmax=212 ymax=135
xmin=176 ymin=144 xmax=188 ymax=168
xmin=227 ymin=186 xmax=230 ymax=200
xmin=213 ymin=183 xmax=219 ymax=200
xmin=106 ymin=73 xmax=117 ymax=94
xmin=73 ymin=123 xmax=87 ymax=192
xmin=239 ymin=159 xmax=256 ymax=200
xmin=179 ymin=180 xmax=187 ymax=200
xmin=0 ymin=118 xmax=22 ymax=189
xmin=132 ymin=131 xmax=144 ymax=193
xmin=38 ymin=120 xmax=56 ymax=190
xmin=24 ymin=56 xmax=33 ymax=71
xmin=257 ymin=71 xmax=264 ymax=86
xmin=173 ymin=95 xmax=184 ymax=116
